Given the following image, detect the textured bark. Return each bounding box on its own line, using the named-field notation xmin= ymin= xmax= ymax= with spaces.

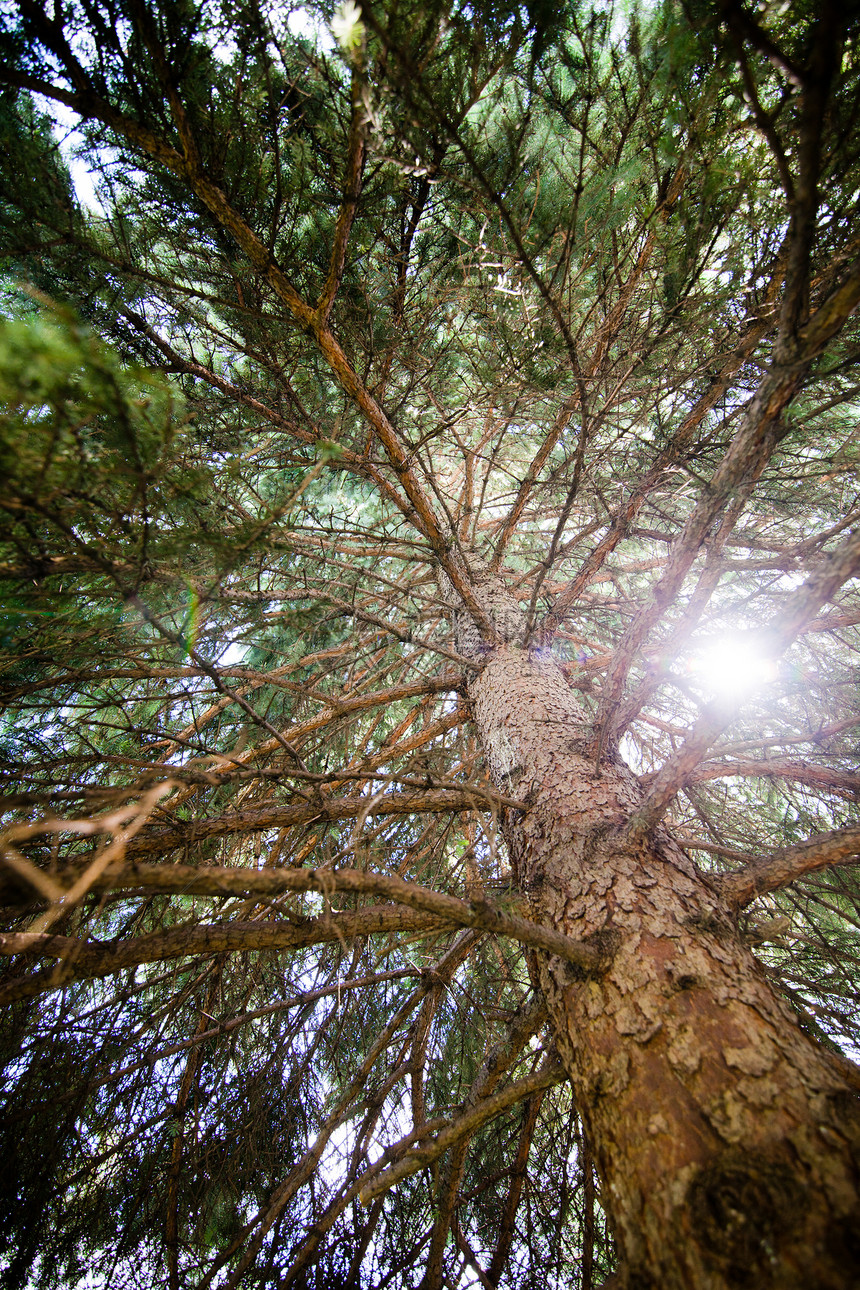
xmin=454 ymin=571 xmax=860 ymax=1289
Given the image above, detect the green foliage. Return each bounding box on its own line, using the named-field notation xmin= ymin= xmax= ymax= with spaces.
xmin=0 ymin=304 xmax=180 ymax=484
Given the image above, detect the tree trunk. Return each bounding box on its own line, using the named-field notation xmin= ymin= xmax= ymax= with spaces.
xmin=453 ymin=569 xmax=860 ymax=1288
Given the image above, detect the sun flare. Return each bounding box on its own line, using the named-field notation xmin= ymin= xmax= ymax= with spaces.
xmin=691 ymin=636 xmax=778 ymax=700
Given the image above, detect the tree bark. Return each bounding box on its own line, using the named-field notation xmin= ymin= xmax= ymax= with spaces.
xmin=455 ymin=568 xmax=860 ymax=1289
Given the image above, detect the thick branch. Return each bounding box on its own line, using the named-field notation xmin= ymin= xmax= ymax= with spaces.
xmin=719 ymin=824 xmax=860 ymax=909
xmin=0 ymin=864 xmax=606 ymax=974
xmin=685 ymin=759 xmax=860 ymax=799
xmin=0 ymin=906 xmax=441 ymax=1005
xmin=123 ymin=788 xmax=506 ymax=857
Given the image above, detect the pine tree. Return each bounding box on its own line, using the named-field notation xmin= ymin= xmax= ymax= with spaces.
xmin=1 ymin=1 xmax=859 ymax=1286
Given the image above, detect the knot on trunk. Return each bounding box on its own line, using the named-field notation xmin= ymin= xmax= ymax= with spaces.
xmin=688 ymin=1149 xmax=803 ymax=1285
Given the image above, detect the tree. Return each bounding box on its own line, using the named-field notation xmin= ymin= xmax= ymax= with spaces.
xmin=0 ymin=0 xmax=859 ymax=1284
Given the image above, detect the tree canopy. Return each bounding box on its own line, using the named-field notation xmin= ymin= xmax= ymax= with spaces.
xmin=1 ymin=0 xmax=859 ymax=1286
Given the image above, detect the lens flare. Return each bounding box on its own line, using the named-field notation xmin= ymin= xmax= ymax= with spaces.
xmin=692 ymin=635 xmax=777 ymax=700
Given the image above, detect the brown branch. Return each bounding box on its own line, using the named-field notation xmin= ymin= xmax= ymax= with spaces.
xmin=114 ymin=303 xmax=416 ymax=524
xmin=803 ymin=609 xmax=860 ymax=635
xmin=358 ymin=1059 xmax=566 ymax=1204
xmin=276 ymin=933 xmax=480 ymax=1290
xmin=166 ymin=978 xmax=219 ymax=1290
xmin=762 ymin=527 xmax=860 ymax=648
xmin=591 ymin=366 xmax=798 ymax=760
xmin=718 ymin=824 xmax=860 ymax=910
xmin=202 ymin=674 xmax=461 ymax=777
xmin=0 ymin=780 xmax=516 ymax=863
xmin=198 ymin=931 xmax=481 ymax=1290
xmin=798 ymin=256 xmax=860 ymax=358
xmin=719 ymin=0 xmax=806 ymax=88
xmin=311 ymin=323 xmax=498 ymax=637
xmin=683 ymin=758 xmax=860 ymax=799
xmin=541 ymin=293 xmax=781 ymax=637
xmin=83 ymin=967 xmax=424 ymax=1097
xmin=590 ymin=239 xmax=860 ymax=760
xmin=452 ymin=1217 xmax=496 ymax=1290
xmin=0 ymin=906 xmax=443 ymax=1006
xmin=316 ymin=71 xmax=366 ymax=324
xmin=157 ymin=674 xmax=462 ymax=773
xmin=494 ymin=165 xmax=686 ymax=569
xmin=487 ymin=1088 xmax=546 ymax=1284
xmin=1 ymin=864 xmax=606 ymax=976
xmin=491 ymin=390 xmax=581 ymax=565
xmin=120 ymin=788 xmax=502 ymax=857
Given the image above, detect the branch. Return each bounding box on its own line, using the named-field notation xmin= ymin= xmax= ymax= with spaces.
xmin=116 ymin=304 xmax=413 ymax=522
xmin=591 ymin=246 xmax=860 ymax=760
xmin=487 ymin=1088 xmax=545 ymax=1284
xmin=719 ymin=0 xmax=806 ymax=88
xmin=197 ymin=930 xmax=481 ymax=1290
xmin=82 ymin=967 xmax=425 ymax=1096
xmin=591 ymin=367 xmax=795 ymax=759
xmin=358 ymin=1059 xmax=566 ymax=1204
xmin=316 ymin=71 xmax=366 ymax=324
xmin=0 ymin=864 xmax=607 ymax=975
xmin=684 ymin=759 xmax=860 ymax=800
xmin=541 ymin=251 xmax=786 ymax=636
xmin=121 ymin=787 xmax=508 ymax=858
xmin=495 ymin=165 xmax=686 ymax=568
xmin=4 ymin=40 xmax=494 ymax=640
xmin=155 ymin=674 xmax=462 ymax=769
xmin=718 ymin=824 xmax=860 ymax=910
xmin=798 ymin=257 xmax=860 ymax=359
xmin=0 ymin=906 xmax=441 ymax=1006
xmin=422 ymin=995 xmax=547 ymax=1285
xmin=274 ymin=950 xmax=531 ymax=1290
